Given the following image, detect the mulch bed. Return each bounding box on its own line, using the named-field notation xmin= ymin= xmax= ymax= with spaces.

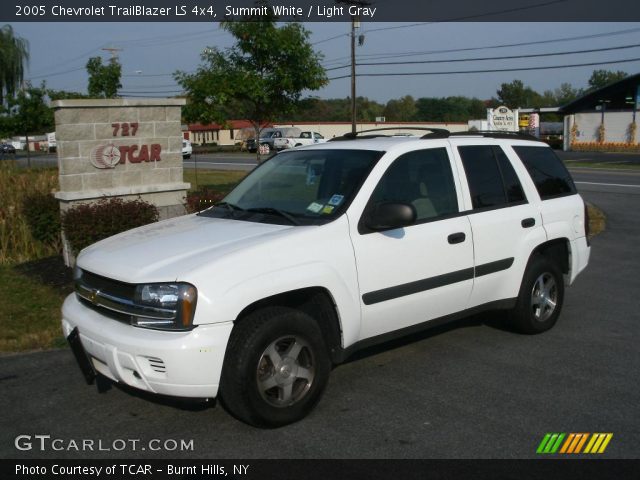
xmin=13 ymin=255 xmax=74 ymax=295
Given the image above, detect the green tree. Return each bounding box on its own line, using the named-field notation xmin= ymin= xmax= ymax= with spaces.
xmin=496 ymin=79 xmax=542 ymax=109
xmin=0 ymin=25 xmax=29 ymax=105
xmin=175 ymin=13 xmax=327 ymax=160
xmin=551 ymin=82 xmax=582 ymax=106
xmin=3 ymin=82 xmax=54 ymax=165
xmin=86 ymin=56 xmax=122 ymax=98
xmin=586 ymin=69 xmax=628 ymax=92
xmin=383 ymin=95 xmax=416 ymax=122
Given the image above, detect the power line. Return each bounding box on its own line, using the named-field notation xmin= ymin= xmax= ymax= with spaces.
xmin=321 ymin=26 xmax=640 ymax=66
xmin=328 ymin=56 xmax=640 ymax=80
xmin=356 ymin=43 xmax=640 ymax=68
xmin=323 ymin=42 xmax=640 ymax=73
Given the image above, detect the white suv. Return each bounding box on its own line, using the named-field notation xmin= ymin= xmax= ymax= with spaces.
xmin=62 ymin=129 xmax=590 ymax=427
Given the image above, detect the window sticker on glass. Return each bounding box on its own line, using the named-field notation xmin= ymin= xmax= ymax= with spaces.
xmin=328 ymin=194 xmax=344 ymax=206
xmin=307 ymin=202 xmax=323 ymax=213
xmin=322 ymin=205 xmax=334 ymax=214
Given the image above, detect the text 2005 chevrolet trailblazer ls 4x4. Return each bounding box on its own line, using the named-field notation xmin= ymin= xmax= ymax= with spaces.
xmin=62 ymin=129 xmax=590 ymax=427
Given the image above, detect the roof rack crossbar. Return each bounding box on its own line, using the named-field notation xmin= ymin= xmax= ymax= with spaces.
xmin=450 ymin=130 xmax=541 ymax=141
xmin=330 ymin=127 xmax=450 ymax=141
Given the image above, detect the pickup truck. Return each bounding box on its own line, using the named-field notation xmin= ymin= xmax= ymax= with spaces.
xmin=274 ymin=131 xmax=326 ymax=150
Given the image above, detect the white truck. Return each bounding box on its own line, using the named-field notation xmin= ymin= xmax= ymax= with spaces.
xmin=274 ymin=131 xmax=326 ymax=150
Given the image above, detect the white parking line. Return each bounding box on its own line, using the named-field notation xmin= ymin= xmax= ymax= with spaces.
xmin=575 ymin=181 xmax=640 ymax=188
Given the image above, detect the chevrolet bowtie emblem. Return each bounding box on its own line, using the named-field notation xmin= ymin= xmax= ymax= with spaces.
xmin=88 ymin=289 xmax=99 ymax=304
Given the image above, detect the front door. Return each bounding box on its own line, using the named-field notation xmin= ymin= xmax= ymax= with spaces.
xmin=348 ymin=146 xmax=474 ymax=340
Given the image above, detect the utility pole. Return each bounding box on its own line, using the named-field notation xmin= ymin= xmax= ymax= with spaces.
xmin=337 ymin=0 xmax=370 ymax=134
xmin=350 ymin=19 xmax=357 ymax=134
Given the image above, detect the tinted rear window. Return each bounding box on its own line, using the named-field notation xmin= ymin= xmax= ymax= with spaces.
xmin=512 ymin=146 xmax=576 ymax=199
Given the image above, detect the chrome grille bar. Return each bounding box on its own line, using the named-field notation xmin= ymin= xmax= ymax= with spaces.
xmin=76 ymin=282 xmax=176 ymax=321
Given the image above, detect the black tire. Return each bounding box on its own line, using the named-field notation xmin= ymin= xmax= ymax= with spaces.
xmin=220 ymin=306 xmax=331 ymax=428
xmin=509 ymin=254 xmax=565 ymax=334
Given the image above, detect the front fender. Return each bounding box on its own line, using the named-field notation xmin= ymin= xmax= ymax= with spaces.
xmin=209 ymin=261 xmax=362 ymax=349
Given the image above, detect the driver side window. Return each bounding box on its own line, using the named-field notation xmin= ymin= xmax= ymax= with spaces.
xmin=370 ymin=148 xmax=459 ymax=222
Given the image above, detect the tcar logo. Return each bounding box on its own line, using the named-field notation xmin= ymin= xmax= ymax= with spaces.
xmin=90 ymin=144 xmax=121 ymax=169
xmin=90 ymin=143 xmax=162 ymax=169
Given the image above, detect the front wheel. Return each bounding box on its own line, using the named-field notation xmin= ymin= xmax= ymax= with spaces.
xmin=509 ymin=255 xmax=564 ymax=334
xmin=220 ymin=307 xmax=331 ymax=427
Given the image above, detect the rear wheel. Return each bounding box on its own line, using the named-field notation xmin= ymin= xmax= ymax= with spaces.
xmin=509 ymin=255 xmax=564 ymax=334
xmin=220 ymin=306 xmax=331 ymax=427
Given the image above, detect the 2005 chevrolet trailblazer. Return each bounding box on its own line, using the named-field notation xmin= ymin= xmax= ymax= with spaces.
xmin=62 ymin=129 xmax=590 ymax=427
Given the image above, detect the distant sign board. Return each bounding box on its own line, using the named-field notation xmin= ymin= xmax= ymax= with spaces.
xmin=488 ymin=106 xmax=518 ymax=132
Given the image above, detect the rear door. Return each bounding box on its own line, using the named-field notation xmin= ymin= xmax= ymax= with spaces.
xmin=348 ymin=145 xmax=474 ymax=340
xmin=452 ymin=142 xmax=547 ymax=307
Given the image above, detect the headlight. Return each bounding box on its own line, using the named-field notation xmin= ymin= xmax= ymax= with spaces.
xmin=133 ymin=283 xmax=197 ymax=331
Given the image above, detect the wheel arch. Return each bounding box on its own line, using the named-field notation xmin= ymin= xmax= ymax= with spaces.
xmin=234 ymin=287 xmax=344 ymax=364
xmin=529 ymin=237 xmax=571 ymax=277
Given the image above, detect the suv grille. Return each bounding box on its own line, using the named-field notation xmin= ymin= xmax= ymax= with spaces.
xmin=75 ymin=269 xmax=176 ymax=324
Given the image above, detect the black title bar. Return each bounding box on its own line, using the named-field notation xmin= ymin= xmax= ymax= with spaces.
xmin=2 ymin=0 xmax=640 ymax=22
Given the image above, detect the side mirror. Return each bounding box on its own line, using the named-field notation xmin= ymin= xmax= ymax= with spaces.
xmin=365 ymin=202 xmax=416 ymax=231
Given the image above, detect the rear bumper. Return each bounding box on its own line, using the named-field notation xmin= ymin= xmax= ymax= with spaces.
xmin=61 ymin=294 xmax=233 ymax=398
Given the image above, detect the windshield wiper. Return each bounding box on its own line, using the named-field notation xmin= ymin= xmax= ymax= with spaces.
xmin=214 ymin=202 xmax=245 ymax=217
xmin=246 ymin=207 xmax=301 ymax=226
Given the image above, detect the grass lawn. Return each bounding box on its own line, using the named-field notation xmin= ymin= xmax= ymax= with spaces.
xmin=0 ymin=262 xmax=69 ymax=353
xmin=184 ymin=169 xmax=248 ymax=193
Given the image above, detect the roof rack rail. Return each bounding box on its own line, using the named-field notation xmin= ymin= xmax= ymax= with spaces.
xmin=449 ymin=130 xmax=543 ymax=141
xmin=329 ymin=127 xmax=450 ymax=141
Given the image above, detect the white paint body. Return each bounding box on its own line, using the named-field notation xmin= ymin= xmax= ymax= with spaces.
xmin=62 ymin=136 xmax=590 ymax=399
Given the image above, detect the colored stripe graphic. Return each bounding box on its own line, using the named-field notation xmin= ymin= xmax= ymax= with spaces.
xmin=536 ymin=433 xmax=565 ymax=454
xmin=538 ymin=433 xmax=613 ymax=454
xmin=584 ymin=433 xmax=613 ymax=454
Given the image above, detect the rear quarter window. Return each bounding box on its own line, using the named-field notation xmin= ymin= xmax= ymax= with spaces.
xmin=512 ymin=146 xmax=576 ymax=199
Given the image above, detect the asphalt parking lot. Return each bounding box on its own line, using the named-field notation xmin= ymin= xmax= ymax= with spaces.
xmin=1 ymin=168 xmax=638 ymax=460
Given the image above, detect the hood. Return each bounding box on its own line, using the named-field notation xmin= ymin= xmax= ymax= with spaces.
xmin=77 ymin=214 xmax=292 ymax=283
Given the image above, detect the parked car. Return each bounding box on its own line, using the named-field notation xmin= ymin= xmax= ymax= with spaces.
xmin=274 ymin=131 xmax=326 ymax=150
xmin=182 ymin=140 xmax=192 ymax=159
xmin=63 ymin=129 xmax=590 ymax=428
xmin=1 ymin=143 xmax=16 ymax=154
xmin=246 ymin=127 xmax=301 ymax=154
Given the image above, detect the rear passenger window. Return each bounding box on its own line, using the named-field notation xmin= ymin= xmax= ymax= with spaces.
xmin=494 ymin=147 xmax=526 ymax=203
xmin=512 ymin=146 xmax=577 ymax=199
xmin=370 ymin=148 xmax=458 ymax=222
xmin=458 ymin=145 xmax=526 ymax=210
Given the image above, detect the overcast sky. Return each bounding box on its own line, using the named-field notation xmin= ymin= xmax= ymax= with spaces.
xmin=11 ymin=21 xmax=640 ymax=103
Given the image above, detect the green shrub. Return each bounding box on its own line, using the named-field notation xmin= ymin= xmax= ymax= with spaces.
xmin=22 ymin=192 xmax=61 ymax=247
xmin=61 ymin=197 xmax=158 ymax=253
xmin=185 ymin=189 xmax=225 ymax=213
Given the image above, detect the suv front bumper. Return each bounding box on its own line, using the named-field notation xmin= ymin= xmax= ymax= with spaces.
xmin=61 ymin=294 xmax=233 ymax=398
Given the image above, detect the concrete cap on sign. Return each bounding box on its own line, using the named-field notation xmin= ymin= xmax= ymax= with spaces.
xmin=51 ymin=98 xmax=186 ymax=109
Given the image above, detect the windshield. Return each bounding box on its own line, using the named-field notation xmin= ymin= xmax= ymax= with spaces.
xmin=203 ymin=149 xmax=382 ymax=225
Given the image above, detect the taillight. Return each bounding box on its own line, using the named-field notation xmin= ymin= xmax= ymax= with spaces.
xmin=584 ymin=201 xmax=590 ymax=245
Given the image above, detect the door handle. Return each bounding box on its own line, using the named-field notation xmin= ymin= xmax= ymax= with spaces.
xmin=448 ymin=232 xmax=466 ymax=244
xmin=521 ymin=217 xmax=536 ymax=228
